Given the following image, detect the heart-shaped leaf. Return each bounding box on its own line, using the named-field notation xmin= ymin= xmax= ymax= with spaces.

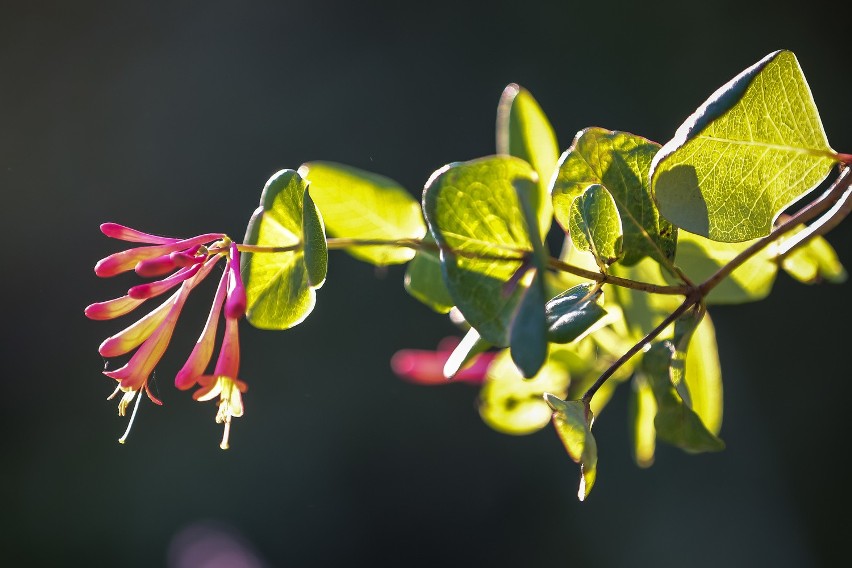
xmin=298 ymin=161 xmax=426 ymax=265
xmin=423 ymin=156 xmax=537 ymax=346
xmin=651 ymin=50 xmax=840 ymax=242
xmin=568 ymin=184 xmax=624 ymax=269
xmin=241 ymin=170 xmax=323 ymax=330
xmin=552 ymin=128 xmax=676 ymax=267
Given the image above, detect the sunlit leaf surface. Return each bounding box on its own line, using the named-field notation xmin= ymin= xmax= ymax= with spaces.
xmin=242 ymin=170 xmax=319 ymax=330
xmin=298 ymin=161 xmax=426 ymax=264
xmin=552 ymin=128 xmax=676 ymax=267
xmin=423 ymin=156 xmax=537 ymax=345
xmin=496 ymin=84 xmax=559 ymax=236
xmin=651 ymin=50 xmax=838 ymax=242
xmin=544 ymin=394 xmax=598 ymax=500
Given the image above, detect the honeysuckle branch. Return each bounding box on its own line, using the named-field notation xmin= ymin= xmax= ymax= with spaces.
xmin=775 ymin=174 xmax=852 ymax=261
xmin=582 ymin=166 xmax=852 ymax=406
xmin=581 ymin=295 xmax=698 ymax=404
xmin=237 ymin=237 xmax=692 ymax=295
xmin=699 ymin=166 xmax=852 ymax=296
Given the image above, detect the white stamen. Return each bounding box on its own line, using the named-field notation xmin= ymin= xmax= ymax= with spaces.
xmin=219 ymin=418 xmax=231 ymax=450
xmin=118 ymin=388 xmax=144 ymax=444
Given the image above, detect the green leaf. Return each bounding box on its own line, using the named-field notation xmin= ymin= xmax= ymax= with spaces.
xmin=544 ymin=394 xmax=597 ymax=501
xmin=423 ymin=156 xmax=538 ymax=346
xmin=651 ymin=50 xmax=839 ymax=242
xmin=545 ymin=283 xmax=607 ymax=344
xmin=568 ymin=184 xmax=624 ymax=269
xmin=642 ymin=337 xmax=725 ymax=454
xmin=685 ymin=314 xmax=723 ymax=436
xmin=551 ymin=128 xmax=676 ymax=267
xmin=302 ymin=187 xmax=328 ymax=288
xmin=241 ymin=170 xmax=320 ymax=330
xmin=478 ymin=348 xmax=569 ymax=435
xmin=629 ymin=375 xmax=657 ymax=468
xmin=664 ymin=230 xmax=777 ymax=304
xmin=404 ymin=233 xmax=454 ymax=313
xmin=297 ymin=161 xmax=426 ymax=265
xmin=496 ymin=84 xmax=559 ymax=236
xmin=510 ymin=271 xmax=548 ymax=378
xmin=781 ymin=231 xmax=847 ymax=284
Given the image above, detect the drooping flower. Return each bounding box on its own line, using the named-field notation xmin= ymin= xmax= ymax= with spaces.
xmin=182 ymin=244 xmax=248 ymax=449
xmin=390 ymin=337 xmax=496 ymax=386
xmin=87 ymin=223 xmax=250 ymax=447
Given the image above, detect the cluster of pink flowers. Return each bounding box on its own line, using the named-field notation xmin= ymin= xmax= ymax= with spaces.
xmin=86 ymin=223 xmax=248 ymax=449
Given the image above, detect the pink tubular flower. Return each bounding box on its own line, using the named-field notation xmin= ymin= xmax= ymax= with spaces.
xmin=87 ymin=223 xmax=249 ymax=447
xmin=390 ymin=337 xmax=496 ymax=386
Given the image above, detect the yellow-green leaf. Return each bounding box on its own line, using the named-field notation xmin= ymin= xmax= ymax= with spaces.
xmin=478 ymin=349 xmax=569 ymax=435
xmin=781 ymin=231 xmax=847 ymax=284
xmin=422 ymin=156 xmax=537 ymax=345
xmin=302 ymin=187 xmax=328 ymax=288
xmin=544 ymin=394 xmax=598 ymax=501
xmin=496 ymin=84 xmax=559 ymax=236
xmin=241 ymin=170 xmax=319 ymax=330
xmin=297 ymin=161 xmax=426 ymax=265
xmin=651 ymin=50 xmax=840 ymax=242
xmin=664 ymin=231 xmax=777 ymax=304
xmin=551 ymin=128 xmax=676 ymax=267
xmin=629 ymin=375 xmax=657 ymax=468
xmin=568 ymin=184 xmax=623 ymax=269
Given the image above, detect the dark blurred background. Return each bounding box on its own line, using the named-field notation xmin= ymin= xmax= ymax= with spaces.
xmin=2 ymin=1 xmax=850 ymax=566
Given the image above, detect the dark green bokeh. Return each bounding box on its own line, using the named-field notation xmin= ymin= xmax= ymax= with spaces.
xmin=2 ymin=1 xmax=850 ymax=566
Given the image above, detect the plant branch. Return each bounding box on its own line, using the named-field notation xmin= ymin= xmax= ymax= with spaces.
xmin=775 ymin=183 xmax=852 ymax=260
xmin=547 ymin=257 xmax=690 ymax=295
xmin=581 ymin=295 xmax=697 ymax=404
xmin=698 ymin=166 xmax=852 ymax=295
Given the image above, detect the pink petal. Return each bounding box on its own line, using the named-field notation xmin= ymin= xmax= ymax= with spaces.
xmin=213 ymin=316 xmax=241 ymax=379
xmin=134 ymin=248 xmax=203 ymax=278
xmin=100 ymin=223 xmax=181 ymax=244
xmin=103 ymin=288 xmax=191 ymax=390
xmin=390 ymin=345 xmax=495 ymax=386
xmin=94 ymin=233 xmax=222 ymax=277
xmin=224 ymin=244 xmax=246 ymax=319
xmin=99 ymin=289 xmax=182 ymax=357
xmin=175 ymin=267 xmax=229 ymax=390
xmin=85 ymin=295 xmax=146 ymax=320
xmin=103 ymin=257 xmax=221 ymax=391
xmin=128 ymin=263 xmax=203 ymax=300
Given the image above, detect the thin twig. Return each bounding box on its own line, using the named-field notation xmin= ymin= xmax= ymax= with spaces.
xmin=699 ymin=166 xmax=852 ymax=295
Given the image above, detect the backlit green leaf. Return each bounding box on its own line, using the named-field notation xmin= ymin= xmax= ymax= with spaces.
xmin=568 ymin=184 xmax=623 ymax=268
xmin=297 ymin=161 xmax=426 ymax=265
xmin=552 ymin=128 xmax=676 ymax=267
xmin=241 ymin=170 xmax=319 ymax=330
xmin=629 ymin=375 xmax=657 ymax=468
xmin=479 ymin=349 xmax=569 ymax=435
xmin=642 ymin=337 xmax=725 ymax=453
xmin=685 ymin=314 xmax=723 ymax=435
xmin=781 ymin=231 xmax=847 ymax=284
xmin=496 ymin=84 xmax=559 ymax=236
xmin=509 ymin=271 xmax=548 ymax=378
xmin=664 ymin=231 xmax=777 ymax=304
xmin=544 ymin=394 xmax=597 ymax=501
xmin=423 ymin=156 xmax=537 ymax=345
xmin=302 ymin=187 xmax=328 ymax=288
xmin=404 ymin=234 xmax=454 ymax=313
xmin=651 ymin=50 xmax=839 ymax=242
xmin=545 ymin=283 xmax=607 ymax=344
